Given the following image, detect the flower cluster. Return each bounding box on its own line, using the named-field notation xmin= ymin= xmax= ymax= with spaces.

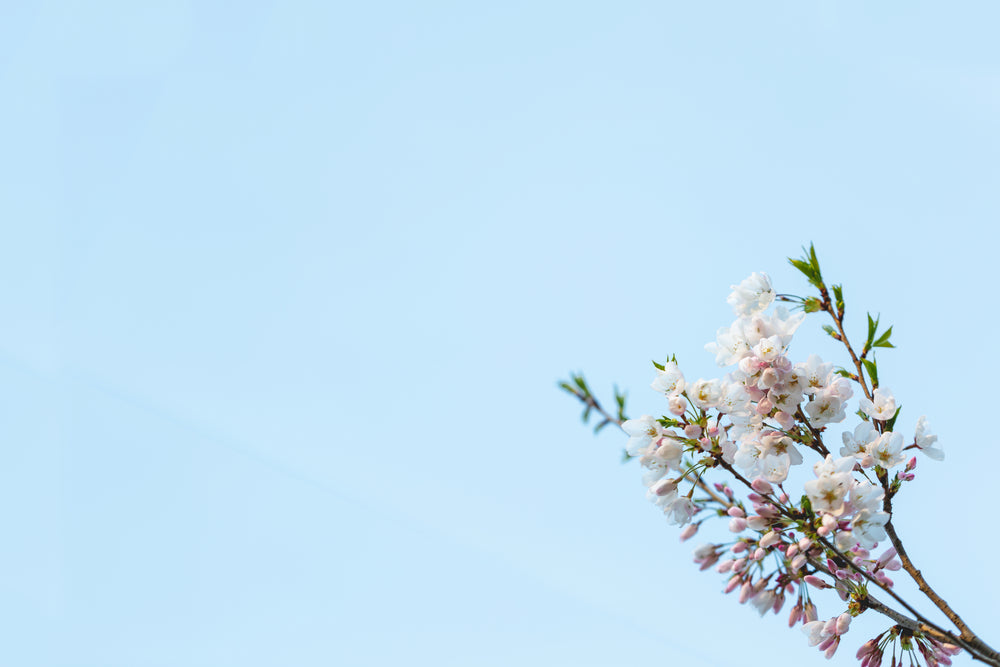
xmin=562 ymin=246 xmax=1000 ymax=666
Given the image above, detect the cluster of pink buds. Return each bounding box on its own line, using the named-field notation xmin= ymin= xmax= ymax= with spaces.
xmin=856 ymin=627 xmax=962 ymax=667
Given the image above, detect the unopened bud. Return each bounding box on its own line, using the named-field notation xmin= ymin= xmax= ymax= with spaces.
xmin=679 ymin=523 xmax=698 ymax=541
xmin=752 ymin=547 xmax=765 ymax=560
xmin=788 ymin=602 xmax=803 ymax=627
xmin=727 ymin=506 xmax=745 ymax=518
xmin=775 ymin=411 xmax=794 ymax=429
xmin=729 ymin=517 xmax=748 ymax=532
xmin=906 ymin=456 xmax=917 ymax=472
xmin=790 ymin=554 xmax=807 ymax=572
xmin=684 ymin=424 xmax=702 ymax=438
xmin=759 ymin=531 xmax=780 ymax=548
xmin=804 ymin=575 xmax=831 ymax=589
xmin=751 ymin=478 xmax=773 ymax=495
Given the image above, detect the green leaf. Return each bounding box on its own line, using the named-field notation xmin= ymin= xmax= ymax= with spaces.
xmin=886 ymin=405 xmax=902 ymax=431
xmin=789 ymin=243 xmax=825 ymax=289
xmin=862 ymin=359 xmax=879 ymax=387
xmin=652 ymin=360 xmax=665 ymax=371
xmin=866 ymin=313 xmax=879 ymax=349
xmin=831 ymin=284 xmax=844 ymax=315
xmin=822 ymin=324 xmax=837 ymax=338
xmin=873 ymin=326 xmax=894 ymax=349
xmin=803 ymin=297 xmax=822 ymax=313
xmin=855 ymin=409 xmax=870 ymax=422
xmin=834 ymin=368 xmax=852 ymax=378
xmin=558 ymin=382 xmax=576 ymax=394
xmin=573 ymin=374 xmax=589 ymax=393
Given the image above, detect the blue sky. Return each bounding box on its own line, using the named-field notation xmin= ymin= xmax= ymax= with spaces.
xmin=1 ymin=2 xmax=998 ymax=665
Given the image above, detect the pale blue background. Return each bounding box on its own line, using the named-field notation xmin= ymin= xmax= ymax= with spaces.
xmin=1 ymin=2 xmax=997 ymax=666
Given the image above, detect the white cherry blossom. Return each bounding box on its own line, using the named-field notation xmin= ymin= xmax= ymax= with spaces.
xmin=914 ymin=416 xmax=944 ymax=460
xmin=867 ymin=431 xmax=905 ymax=469
xmin=622 ymin=415 xmax=663 ymax=457
xmin=727 ymin=272 xmax=775 ymax=317
xmin=651 ymin=362 xmax=686 ymax=396
xmin=689 ymin=378 xmax=722 ymax=410
xmin=859 ymin=387 xmax=896 ymax=421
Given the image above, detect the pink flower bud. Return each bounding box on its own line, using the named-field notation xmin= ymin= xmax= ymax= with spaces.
xmin=817 ymin=525 xmax=830 ymax=536
xmin=778 ymin=492 xmax=789 ymax=503
xmin=773 ymin=592 xmax=785 ymax=614
xmin=746 ymin=515 xmax=768 ymax=531
xmin=857 ymin=639 xmax=878 ymax=660
xmin=804 ymin=575 xmax=830 ymax=589
xmin=752 ymin=547 xmax=765 ymax=560
xmin=759 ymin=531 xmax=780 ymax=548
xmin=906 ymin=456 xmax=917 ymax=471
xmin=790 ymin=554 xmax=807 ymax=571
xmin=756 ymin=397 xmax=773 ymax=415
xmin=787 ymin=602 xmax=802 ymax=627
xmin=804 ymin=602 xmax=818 ymax=622
xmin=684 ymin=424 xmax=702 ymax=438
xmin=724 ymin=574 xmax=741 ymax=593
xmin=739 ymin=581 xmax=754 ymax=603
xmin=727 ymin=506 xmax=745 ymax=518
xmin=731 ymin=557 xmax=747 ymax=572
xmin=799 ymin=537 xmax=812 ymax=550
xmin=731 ymin=541 xmax=747 ymax=554
xmin=775 ymin=410 xmax=795 ymax=429
xmin=786 ymin=543 xmax=799 ymax=558
xmin=651 ymin=478 xmax=677 ymax=496
xmin=747 ymin=492 xmax=763 ymax=502
xmin=729 ymin=517 xmax=747 ymax=532
xmin=751 ymin=478 xmax=773 ymax=495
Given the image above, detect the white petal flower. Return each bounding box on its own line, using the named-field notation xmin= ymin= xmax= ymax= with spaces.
xmin=805 ymin=394 xmax=846 ymax=426
xmin=651 ymin=362 xmax=686 ymax=396
xmin=796 ymin=354 xmax=832 ymax=395
xmin=706 ymin=320 xmax=752 ymax=367
xmin=859 ymin=387 xmax=897 ymax=421
xmin=851 ymin=509 xmax=889 ymax=549
xmin=760 ymin=453 xmax=791 ymax=483
xmin=727 ymin=272 xmax=775 ymax=317
xmin=841 ymin=422 xmax=878 ymax=459
xmin=849 ymin=480 xmax=884 ymax=514
xmin=718 ymin=383 xmax=752 ymax=416
xmin=914 ymin=416 xmax=944 ymax=461
xmin=688 ymin=378 xmax=722 ymax=410
xmin=621 ymin=415 xmax=663 ymax=457
xmin=804 ymin=474 xmax=851 ymax=515
xmin=866 ymin=431 xmax=905 ymax=469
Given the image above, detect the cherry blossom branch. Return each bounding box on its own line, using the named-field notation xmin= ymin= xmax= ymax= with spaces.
xmin=875 ymin=471 xmax=1000 ymax=663
xmin=817 ymin=287 xmax=873 ymax=402
xmin=561 ymin=382 xmax=731 ymax=508
xmin=712 ymin=455 xmax=937 ymax=631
